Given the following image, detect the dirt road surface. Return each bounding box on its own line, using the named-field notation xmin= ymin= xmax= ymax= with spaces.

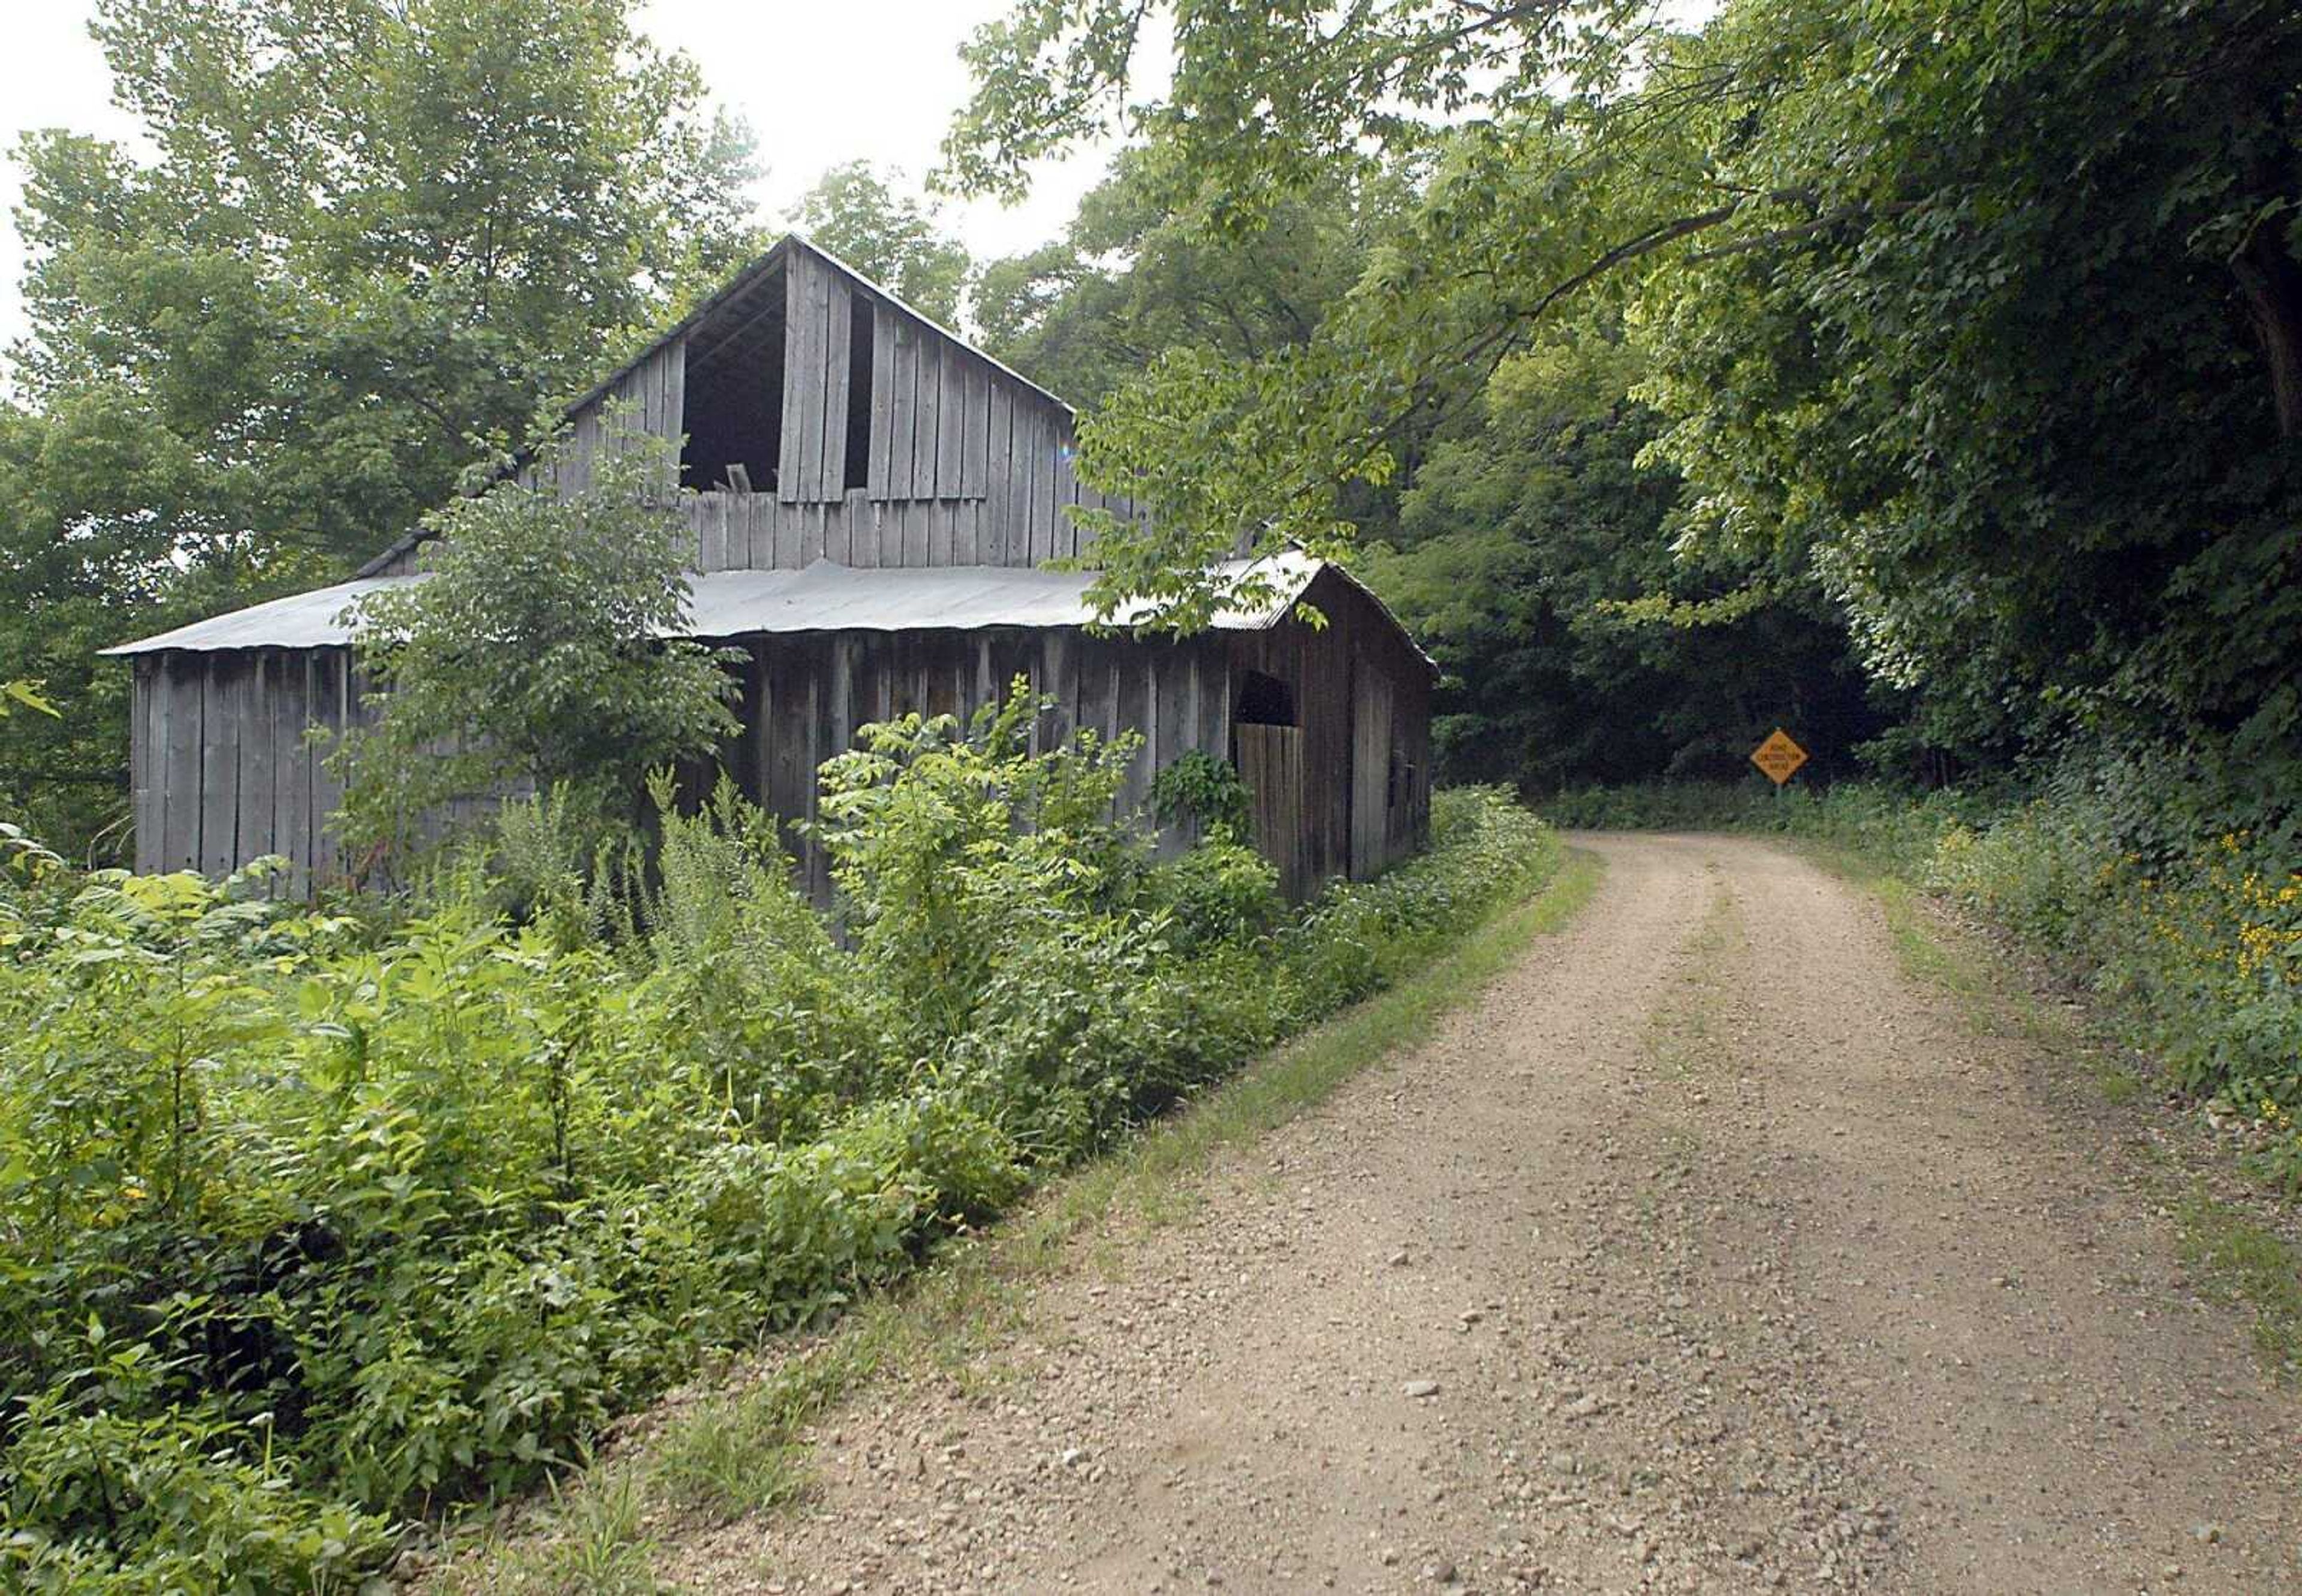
xmin=674 ymin=834 xmax=2302 ymax=1594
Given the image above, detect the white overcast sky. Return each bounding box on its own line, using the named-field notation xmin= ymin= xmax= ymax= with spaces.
xmin=0 ymin=0 xmax=1131 ymax=359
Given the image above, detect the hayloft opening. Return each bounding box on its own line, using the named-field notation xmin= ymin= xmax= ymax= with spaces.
xmin=1234 ymin=670 xmax=1296 ymax=727
xmin=843 ymin=296 xmax=875 ymax=492
xmin=680 ymin=258 xmax=787 ymax=493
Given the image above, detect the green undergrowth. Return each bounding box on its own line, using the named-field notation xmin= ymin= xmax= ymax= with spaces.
xmin=436 ymin=844 xmax=1601 ymax=1591
xmin=2179 ymin=1195 xmax=2302 ymax=1377
xmin=0 ymin=683 xmax=1565 ymax=1591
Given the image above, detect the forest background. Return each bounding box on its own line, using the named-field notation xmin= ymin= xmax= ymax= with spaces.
xmin=5 ymin=0 xmax=2297 ymax=856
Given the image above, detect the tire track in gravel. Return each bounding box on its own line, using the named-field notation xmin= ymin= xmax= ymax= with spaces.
xmin=670 ymin=834 xmax=2302 ymax=1596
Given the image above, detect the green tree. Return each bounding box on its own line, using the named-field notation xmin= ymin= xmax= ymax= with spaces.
xmin=949 ymin=0 xmax=2302 ymax=798
xmin=974 ymin=149 xmax=1394 ymax=408
xmin=791 ymin=161 xmax=972 ymax=326
xmin=0 ymin=0 xmax=760 ymax=853
xmin=333 ymin=429 xmax=740 ymax=865
xmin=1364 ymin=332 xmax=1885 ymax=789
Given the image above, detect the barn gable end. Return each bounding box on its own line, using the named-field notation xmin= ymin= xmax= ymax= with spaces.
xmin=362 ymin=236 xmax=1144 ymax=580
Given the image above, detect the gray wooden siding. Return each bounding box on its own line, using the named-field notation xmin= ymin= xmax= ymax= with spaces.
xmin=135 ymin=648 xmax=367 ymax=895
xmin=368 ymin=240 xmax=1149 ymax=578
xmin=708 ymin=579 xmax=1425 ymax=905
xmin=549 ymin=334 xmax=687 ymax=498
xmin=1222 ymin=570 xmax=1432 ymax=894
xmin=134 ymin=572 xmax=1428 ymax=904
xmin=721 ymin=624 xmax=1239 ymax=904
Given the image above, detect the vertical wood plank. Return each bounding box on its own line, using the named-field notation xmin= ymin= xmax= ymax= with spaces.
xmin=1074 ymin=637 xmax=1119 ymax=822
xmin=969 ymin=633 xmax=995 ymax=725
xmin=911 ymin=336 xmax=943 ymax=500
xmin=1034 ymin=409 xmax=1060 ymax=565
xmin=805 ymin=255 xmax=833 ymax=499
xmin=927 ymin=498 xmax=955 ymax=566
xmin=1017 ymin=409 xmax=1043 ymax=564
xmin=960 ymin=359 xmax=990 ymax=499
xmin=129 ymin=660 xmax=155 ymax=872
xmin=635 ymin=351 xmax=660 ymax=442
xmin=779 ymin=256 xmax=810 ymax=502
xmin=1031 ymin=631 xmax=1066 ymax=754
xmin=820 ymin=272 xmax=852 ymax=499
xmin=953 ymin=498 xmax=979 ymax=565
xmin=887 ymin=315 xmax=918 ymax=500
xmin=935 ymin=345 xmax=965 ymax=499
xmin=777 ymin=499 xmax=806 ymax=568
xmin=697 ymin=493 xmax=725 ymax=571
xmin=1052 ymin=424 xmax=1078 ymax=561
xmin=1113 ymin=647 xmax=1152 ymax=820
xmin=752 ymin=494 xmax=771 ymax=571
xmin=159 ymin=657 xmax=200 ymax=871
xmin=240 ymin=652 xmax=276 ymax=871
xmin=984 ymin=381 xmax=1015 ymax=564
xmin=198 ymin=657 xmax=242 ymax=876
xmin=902 ymin=499 xmax=929 ymax=568
xmin=1198 ymin=646 xmax=1230 ymax=770
xmin=309 ymin=652 xmax=349 ymax=886
xmin=1152 ymin=645 xmax=1194 ymax=857
xmin=275 ymin=651 xmax=310 ymax=899
xmin=869 ymin=303 xmax=896 ymax=498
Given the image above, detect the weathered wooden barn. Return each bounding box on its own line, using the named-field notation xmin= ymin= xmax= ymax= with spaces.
xmin=108 ymin=236 xmax=1435 ymax=901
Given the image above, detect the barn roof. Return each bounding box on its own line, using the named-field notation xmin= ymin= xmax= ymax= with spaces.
xmin=103 ymin=553 xmax=1428 ymax=660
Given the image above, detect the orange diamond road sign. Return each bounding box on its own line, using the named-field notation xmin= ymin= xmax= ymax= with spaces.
xmin=1750 ymin=728 xmax=1808 ymax=786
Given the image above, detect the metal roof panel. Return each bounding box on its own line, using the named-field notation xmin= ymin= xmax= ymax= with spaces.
xmin=106 ymin=556 xmax=1327 ymax=656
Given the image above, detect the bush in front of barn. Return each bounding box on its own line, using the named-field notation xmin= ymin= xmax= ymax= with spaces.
xmin=0 ymin=691 xmax=1558 ymax=1589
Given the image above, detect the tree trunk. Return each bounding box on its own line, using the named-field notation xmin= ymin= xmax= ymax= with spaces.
xmin=2234 ymin=218 xmax=2302 ymax=439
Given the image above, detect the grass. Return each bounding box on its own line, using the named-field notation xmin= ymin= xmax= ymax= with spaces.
xmin=1643 ymin=874 xmax=1740 ymax=1085
xmin=431 ymin=845 xmax=1606 ymax=1592
xmin=479 ymin=1472 xmax=659 ymax=1596
xmin=2178 ymin=1193 xmax=2302 ymax=1377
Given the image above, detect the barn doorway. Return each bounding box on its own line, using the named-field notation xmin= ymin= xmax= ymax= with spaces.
xmin=680 ymin=259 xmax=787 ymax=492
xmin=1232 ymin=668 xmax=1307 ymax=900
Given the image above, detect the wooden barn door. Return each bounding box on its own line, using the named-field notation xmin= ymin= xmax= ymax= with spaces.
xmin=1236 ymin=723 xmax=1306 ymax=901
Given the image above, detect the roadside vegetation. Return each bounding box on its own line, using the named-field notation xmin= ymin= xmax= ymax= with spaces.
xmin=438 ymin=850 xmax=1604 ymax=1592
xmin=0 ymin=707 xmax=1556 ymax=1588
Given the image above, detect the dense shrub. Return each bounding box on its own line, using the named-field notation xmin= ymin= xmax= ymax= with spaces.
xmin=1542 ymin=776 xmax=2302 ymax=1171
xmin=0 ymin=686 xmax=1557 ymax=1588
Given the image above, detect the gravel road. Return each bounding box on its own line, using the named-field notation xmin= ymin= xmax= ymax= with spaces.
xmin=671 ymin=833 xmax=2302 ymax=1594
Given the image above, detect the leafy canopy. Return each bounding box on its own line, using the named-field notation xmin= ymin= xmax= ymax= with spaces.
xmin=946 ymin=0 xmax=2302 ymax=787
xmin=791 ymin=162 xmax=974 ymax=327
xmin=0 ymin=0 xmax=761 ymax=854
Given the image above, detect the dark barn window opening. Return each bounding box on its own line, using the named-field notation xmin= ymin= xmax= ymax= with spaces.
xmin=1234 ymin=669 xmax=1297 ymax=727
xmin=680 ymin=264 xmax=787 ymax=493
xmin=843 ymin=297 xmax=875 ymax=492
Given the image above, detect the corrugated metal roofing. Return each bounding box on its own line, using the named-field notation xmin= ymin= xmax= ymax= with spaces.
xmin=104 ymin=555 xmax=1331 ymax=657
